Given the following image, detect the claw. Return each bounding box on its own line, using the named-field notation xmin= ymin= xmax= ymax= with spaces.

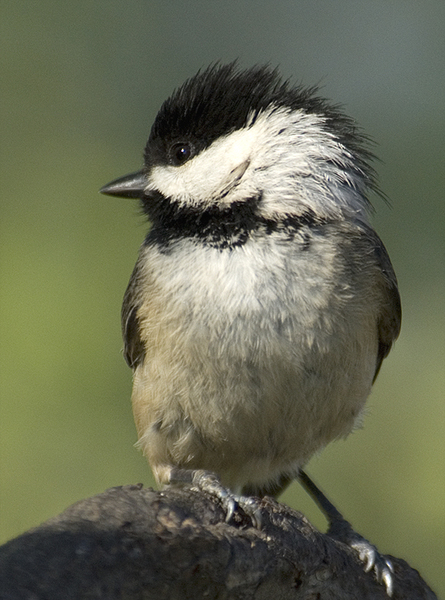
xmin=238 ymin=495 xmax=263 ymax=529
xmin=189 ymin=470 xmax=238 ymax=519
xmin=169 ymin=468 xmax=263 ymax=528
xmin=385 ymin=558 xmax=394 ymax=574
xmin=352 ymin=541 xmax=375 ymax=571
xmin=382 ymin=565 xmax=394 ymax=597
xmin=350 ymin=539 xmax=394 ymax=596
xmin=298 ymin=471 xmax=396 ymax=596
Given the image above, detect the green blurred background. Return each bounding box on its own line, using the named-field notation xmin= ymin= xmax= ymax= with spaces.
xmin=1 ymin=1 xmax=444 ymax=595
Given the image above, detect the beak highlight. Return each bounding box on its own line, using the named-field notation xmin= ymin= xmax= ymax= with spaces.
xmin=100 ymin=170 xmax=147 ymax=198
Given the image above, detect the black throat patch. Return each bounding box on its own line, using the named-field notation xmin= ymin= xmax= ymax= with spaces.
xmin=142 ymin=191 xmax=321 ymax=251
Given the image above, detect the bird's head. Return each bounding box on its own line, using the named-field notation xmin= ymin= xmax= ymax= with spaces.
xmin=101 ymin=63 xmax=377 ymax=227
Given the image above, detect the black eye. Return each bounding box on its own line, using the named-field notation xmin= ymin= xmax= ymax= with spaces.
xmin=170 ymin=142 xmax=193 ymax=166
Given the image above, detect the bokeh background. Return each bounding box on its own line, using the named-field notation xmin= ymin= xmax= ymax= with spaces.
xmin=1 ymin=1 xmax=444 ymax=595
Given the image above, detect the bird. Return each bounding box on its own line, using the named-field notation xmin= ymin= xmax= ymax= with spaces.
xmin=101 ymin=62 xmax=401 ymax=593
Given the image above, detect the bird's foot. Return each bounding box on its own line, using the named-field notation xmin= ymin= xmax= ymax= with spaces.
xmin=169 ymin=468 xmax=263 ymax=528
xmin=328 ymin=515 xmax=394 ymax=596
xmin=298 ymin=470 xmax=394 ymax=596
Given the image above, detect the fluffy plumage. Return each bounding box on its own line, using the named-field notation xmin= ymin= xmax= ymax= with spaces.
xmin=101 ymin=63 xmax=401 ymax=497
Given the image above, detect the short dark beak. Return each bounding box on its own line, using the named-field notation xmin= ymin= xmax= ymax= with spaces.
xmin=100 ymin=170 xmax=147 ymax=198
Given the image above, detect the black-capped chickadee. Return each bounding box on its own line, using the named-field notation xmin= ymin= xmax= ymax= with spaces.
xmin=101 ymin=63 xmax=401 ymax=593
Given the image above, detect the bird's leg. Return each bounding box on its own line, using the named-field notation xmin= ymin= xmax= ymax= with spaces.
xmin=298 ymin=470 xmax=394 ymax=596
xmin=168 ymin=468 xmax=263 ymax=527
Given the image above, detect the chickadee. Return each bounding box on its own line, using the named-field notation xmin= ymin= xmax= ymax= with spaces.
xmin=101 ymin=63 xmax=401 ymax=593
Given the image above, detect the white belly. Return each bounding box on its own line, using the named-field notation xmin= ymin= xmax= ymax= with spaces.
xmin=132 ymin=232 xmax=379 ymax=491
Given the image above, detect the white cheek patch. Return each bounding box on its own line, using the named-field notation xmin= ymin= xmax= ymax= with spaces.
xmin=145 ymin=106 xmax=369 ymax=220
xmin=147 ymin=125 xmax=260 ymax=207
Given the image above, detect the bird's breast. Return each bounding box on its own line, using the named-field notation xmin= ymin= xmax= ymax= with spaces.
xmin=132 ymin=230 xmax=379 ymax=489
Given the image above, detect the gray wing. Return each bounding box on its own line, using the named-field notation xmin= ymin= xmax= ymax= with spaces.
xmin=121 ymin=261 xmax=146 ymax=369
xmin=365 ymin=225 xmax=402 ymax=381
